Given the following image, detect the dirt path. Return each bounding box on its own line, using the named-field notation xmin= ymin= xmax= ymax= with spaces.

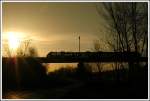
xmin=4 ymin=82 xmax=85 ymax=99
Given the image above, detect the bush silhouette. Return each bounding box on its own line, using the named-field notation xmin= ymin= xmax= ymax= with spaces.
xmin=2 ymin=57 xmax=48 ymax=91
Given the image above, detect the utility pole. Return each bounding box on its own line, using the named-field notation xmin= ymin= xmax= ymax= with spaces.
xmin=79 ymin=36 xmax=80 ymax=52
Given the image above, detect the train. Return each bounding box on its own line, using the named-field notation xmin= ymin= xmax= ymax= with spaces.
xmin=47 ymin=51 xmax=141 ymax=59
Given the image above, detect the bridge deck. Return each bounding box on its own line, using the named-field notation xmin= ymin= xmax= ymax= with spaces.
xmin=2 ymin=52 xmax=147 ymax=63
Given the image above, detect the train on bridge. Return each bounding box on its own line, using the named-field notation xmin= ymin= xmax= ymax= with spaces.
xmin=46 ymin=51 xmax=142 ymax=62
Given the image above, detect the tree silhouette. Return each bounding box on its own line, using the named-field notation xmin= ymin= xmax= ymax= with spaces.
xmin=96 ymin=2 xmax=148 ymax=69
xmin=97 ymin=2 xmax=148 ymax=56
xmin=93 ymin=40 xmax=103 ymax=72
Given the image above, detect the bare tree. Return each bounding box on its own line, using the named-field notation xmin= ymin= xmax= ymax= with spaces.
xmin=4 ymin=39 xmax=38 ymax=57
xmin=98 ymin=2 xmax=147 ymax=53
xmin=96 ymin=2 xmax=148 ymax=69
xmin=17 ymin=39 xmax=32 ymax=57
xmin=17 ymin=39 xmax=39 ymax=57
xmin=93 ymin=40 xmax=103 ymax=72
xmin=3 ymin=44 xmax=12 ymax=57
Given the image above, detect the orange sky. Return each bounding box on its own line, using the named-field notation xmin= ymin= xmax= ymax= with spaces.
xmin=2 ymin=2 xmax=109 ymax=57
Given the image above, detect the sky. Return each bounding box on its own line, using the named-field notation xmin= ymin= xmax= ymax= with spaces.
xmin=2 ymin=2 xmax=107 ymax=57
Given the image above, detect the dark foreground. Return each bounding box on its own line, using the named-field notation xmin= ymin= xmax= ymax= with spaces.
xmin=3 ymin=79 xmax=148 ymax=99
xmin=2 ymin=58 xmax=148 ymax=99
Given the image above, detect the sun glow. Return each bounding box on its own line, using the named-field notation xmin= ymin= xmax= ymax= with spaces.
xmin=7 ymin=32 xmax=21 ymax=50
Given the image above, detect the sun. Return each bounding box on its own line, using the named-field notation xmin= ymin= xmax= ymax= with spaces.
xmin=7 ymin=32 xmax=20 ymax=50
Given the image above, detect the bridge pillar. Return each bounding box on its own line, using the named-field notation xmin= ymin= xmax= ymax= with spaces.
xmin=76 ymin=62 xmax=88 ymax=79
